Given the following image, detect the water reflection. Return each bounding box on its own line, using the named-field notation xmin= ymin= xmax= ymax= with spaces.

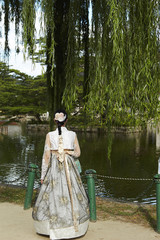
xmin=0 ymin=123 xmax=160 ymax=204
xmin=0 ymin=122 xmax=22 ymax=136
xmin=156 ymin=124 xmax=160 ymax=151
xmin=147 ymin=123 xmax=160 ymax=155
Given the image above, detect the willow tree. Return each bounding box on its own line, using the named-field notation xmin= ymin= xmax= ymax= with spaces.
xmin=1 ymin=0 xmax=160 ymax=128
xmin=88 ymin=0 xmax=160 ymax=126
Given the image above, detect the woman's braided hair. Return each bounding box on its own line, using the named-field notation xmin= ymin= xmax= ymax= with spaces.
xmin=54 ymin=109 xmax=68 ymax=135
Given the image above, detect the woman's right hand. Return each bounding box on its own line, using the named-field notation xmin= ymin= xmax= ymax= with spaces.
xmin=41 ymin=179 xmax=43 ymax=184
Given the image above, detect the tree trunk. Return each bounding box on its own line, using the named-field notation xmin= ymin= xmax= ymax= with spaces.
xmin=54 ymin=0 xmax=70 ymax=109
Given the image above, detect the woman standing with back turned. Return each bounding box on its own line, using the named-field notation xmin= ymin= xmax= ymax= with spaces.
xmin=32 ymin=109 xmax=89 ymax=240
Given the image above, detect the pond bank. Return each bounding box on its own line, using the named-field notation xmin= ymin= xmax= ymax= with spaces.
xmin=1 ymin=114 xmax=159 ymax=134
xmin=26 ymin=123 xmax=143 ymax=133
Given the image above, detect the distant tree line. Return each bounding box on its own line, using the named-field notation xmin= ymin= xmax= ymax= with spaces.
xmin=0 ymin=62 xmax=47 ymax=119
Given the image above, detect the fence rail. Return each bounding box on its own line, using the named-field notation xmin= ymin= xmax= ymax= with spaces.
xmin=96 ymin=174 xmax=153 ymax=181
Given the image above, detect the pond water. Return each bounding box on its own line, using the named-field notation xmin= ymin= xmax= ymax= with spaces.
xmin=0 ymin=122 xmax=160 ymax=204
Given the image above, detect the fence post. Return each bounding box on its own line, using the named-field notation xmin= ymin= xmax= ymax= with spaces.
xmin=24 ymin=163 xmax=38 ymax=210
xmin=85 ymin=169 xmax=97 ymax=222
xmin=154 ymin=174 xmax=160 ymax=233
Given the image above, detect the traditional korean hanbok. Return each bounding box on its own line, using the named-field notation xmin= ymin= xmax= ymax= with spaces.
xmin=32 ymin=127 xmax=89 ymax=240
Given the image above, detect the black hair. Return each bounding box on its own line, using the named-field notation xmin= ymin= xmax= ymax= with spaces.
xmin=54 ymin=109 xmax=68 ymax=135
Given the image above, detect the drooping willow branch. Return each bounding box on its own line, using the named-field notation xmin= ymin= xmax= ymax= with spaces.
xmin=86 ymin=0 xmax=159 ymax=126
xmin=1 ymin=0 xmax=159 ymax=127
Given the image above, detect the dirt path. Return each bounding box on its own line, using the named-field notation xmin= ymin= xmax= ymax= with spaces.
xmin=0 ymin=203 xmax=160 ymax=240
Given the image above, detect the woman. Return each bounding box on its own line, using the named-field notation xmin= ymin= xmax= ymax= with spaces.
xmin=32 ymin=110 xmax=89 ymax=240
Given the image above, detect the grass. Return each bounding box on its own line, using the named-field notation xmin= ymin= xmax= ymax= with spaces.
xmin=0 ymin=185 xmax=37 ymax=205
xmin=0 ymin=185 xmax=157 ymax=230
xmin=96 ymin=197 xmax=157 ymax=230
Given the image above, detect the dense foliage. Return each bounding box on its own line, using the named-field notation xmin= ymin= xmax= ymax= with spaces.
xmin=0 ymin=62 xmax=47 ymax=117
xmin=1 ymin=0 xmax=160 ymax=127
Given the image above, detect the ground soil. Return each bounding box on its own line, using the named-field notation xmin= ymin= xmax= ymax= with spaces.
xmin=1 ymin=202 xmax=160 ymax=240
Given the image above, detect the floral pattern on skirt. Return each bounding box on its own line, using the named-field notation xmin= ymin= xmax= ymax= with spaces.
xmin=32 ymin=154 xmax=89 ymax=239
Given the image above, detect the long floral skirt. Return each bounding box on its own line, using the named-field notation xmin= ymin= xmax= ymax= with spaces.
xmin=32 ymin=154 xmax=89 ymax=239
